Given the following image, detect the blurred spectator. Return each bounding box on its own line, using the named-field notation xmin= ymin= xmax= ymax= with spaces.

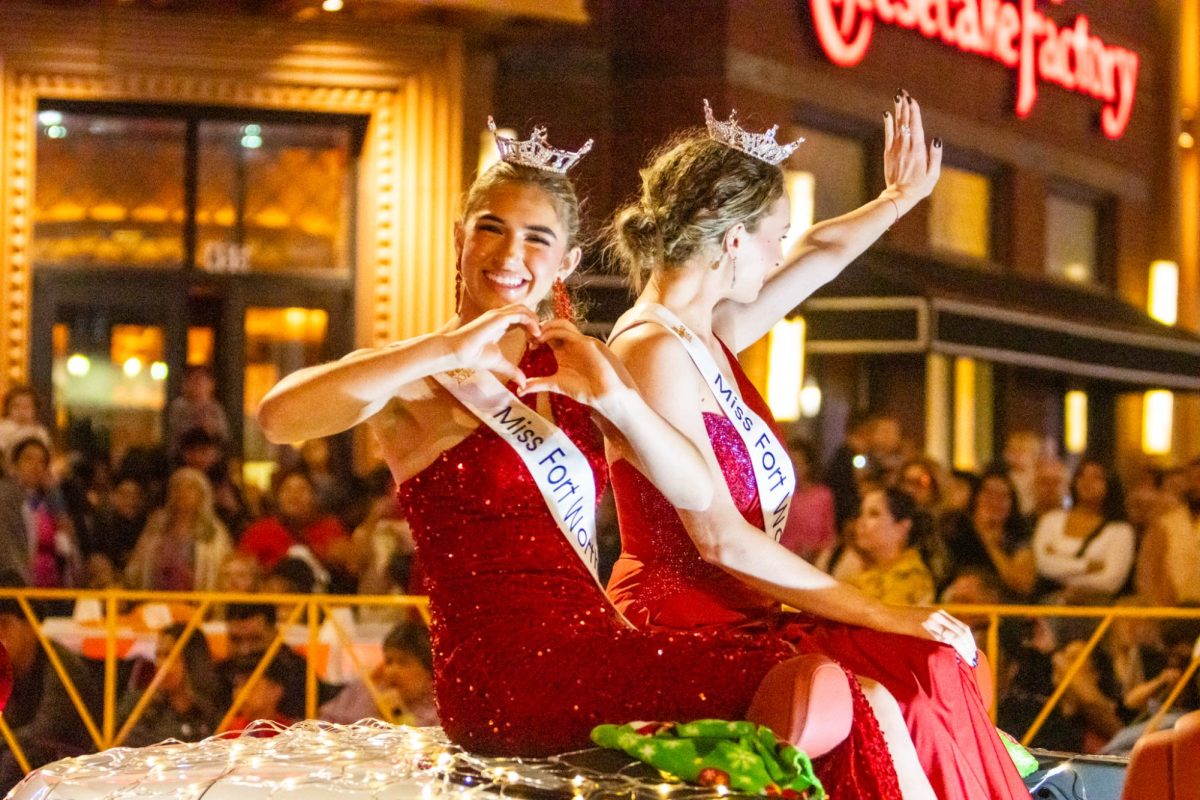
xmin=866 ymin=413 xmax=906 ymax=483
xmin=825 ymin=411 xmax=872 ymax=534
xmin=0 ymin=592 xmax=101 ymax=794
xmin=1033 ymin=458 xmax=1134 ymax=604
xmin=168 ymin=366 xmax=229 ymax=456
xmin=1003 ymin=430 xmax=1043 ymax=516
xmin=321 ymin=621 xmax=437 ymax=726
xmin=118 ymin=622 xmax=222 ymax=746
xmin=12 ymin=438 xmax=78 ymax=588
xmin=898 ymin=457 xmax=941 ymax=515
xmin=845 ymin=486 xmax=935 ymax=605
xmin=298 ymin=438 xmax=353 ymax=520
xmin=1187 ymin=456 xmax=1200 ymax=515
xmin=350 ymin=473 xmax=415 ymax=597
xmin=125 ymin=468 xmax=232 ymax=592
xmin=940 ymin=469 xmax=1035 ymax=597
xmin=0 ymin=475 xmax=30 ymax=585
xmin=942 ymin=469 xmax=979 ymax=517
xmin=1028 ymin=457 xmax=1067 ymax=528
xmin=261 ymin=556 xmax=321 ymax=625
xmin=1048 ymin=638 xmax=1124 ymax=753
xmin=178 ymin=428 xmax=248 ymax=535
xmin=218 ymin=551 xmax=262 ymax=595
xmin=0 ymin=386 xmax=52 ymax=464
xmin=85 ymin=475 xmax=149 ymax=580
xmin=239 ymin=470 xmax=352 ymax=589
xmin=224 ymin=653 xmax=300 ymax=733
xmin=1135 ymin=483 xmax=1200 ymax=606
xmin=779 ymin=436 xmax=836 ymax=560
xmin=222 ymin=603 xmax=316 ymax=720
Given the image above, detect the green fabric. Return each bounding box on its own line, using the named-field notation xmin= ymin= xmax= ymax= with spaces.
xmin=591 ymin=720 xmax=824 ymax=799
xmin=997 ymin=729 xmax=1039 ymax=778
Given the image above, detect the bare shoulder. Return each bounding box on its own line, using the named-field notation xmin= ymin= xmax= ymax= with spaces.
xmin=610 ymin=323 xmax=697 ymax=378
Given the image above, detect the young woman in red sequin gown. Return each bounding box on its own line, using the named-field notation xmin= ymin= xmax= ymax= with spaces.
xmin=606 ymin=95 xmax=1030 ymax=800
xmin=257 ymin=128 xmax=904 ymax=797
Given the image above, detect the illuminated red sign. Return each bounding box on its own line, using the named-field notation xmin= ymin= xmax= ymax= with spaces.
xmin=809 ymin=0 xmax=1140 ymax=139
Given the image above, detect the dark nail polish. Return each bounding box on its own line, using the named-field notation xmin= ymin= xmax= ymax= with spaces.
xmin=884 ymin=111 xmax=891 ymax=119
xmin=894 ymin=93 xmax=901 ymax=103
xmin=934 ymin=138 xmax=943 ymax=147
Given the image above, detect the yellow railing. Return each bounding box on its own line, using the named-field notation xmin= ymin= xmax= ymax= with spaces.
xmin=2 ymin=591 xmax=1198 ymax=777
xmin=941 ymin=603 xmax=1200 ymax=746
xmin=0 ymin=588 xmax=430 ymax=775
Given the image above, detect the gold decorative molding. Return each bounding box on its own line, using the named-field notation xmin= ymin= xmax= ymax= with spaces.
xmin=0 ymin=4 xmax=463 ymax=382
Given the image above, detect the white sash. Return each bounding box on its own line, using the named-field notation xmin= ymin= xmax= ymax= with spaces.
xmin=610 ymin=304 xmax=796 ymax=542
xmin=433 ymin=367 xmax=607 ymax=588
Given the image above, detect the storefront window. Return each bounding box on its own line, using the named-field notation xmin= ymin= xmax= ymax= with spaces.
xmin=1045 ymin=193 xmax=1099 ymax=284
xmin=928 ymin=166 xmax=992 ymax=261
xmin=34 ymin=112 xmax=186 ymax=268
xmin=242 ymin=307 xmax=329 ymax=474
xmin=197 ymin=122 xmax=351 ymax=273
xmin=52 ymin=314 xmax=167 ymax=459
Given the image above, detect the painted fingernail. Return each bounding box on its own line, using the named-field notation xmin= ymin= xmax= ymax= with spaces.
xmin=933 ymin=138 xmax=943 ymax=147
xmin=884 ymin=111 xmax=891 ymax=119
xmin=894 ymin=93 xmax=901 ymax=103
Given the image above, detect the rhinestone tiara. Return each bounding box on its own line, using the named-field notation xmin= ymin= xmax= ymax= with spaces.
xmin=703 ymin=100 xmax=803 ymax=166
xmin=488 ymin=117 xmax=593 ymax=174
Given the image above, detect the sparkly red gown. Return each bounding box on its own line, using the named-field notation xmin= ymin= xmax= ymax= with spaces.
xmin=607 ymin=341 xmax=1030 ymax=800
xmin=396 ymin=346 xmax=901 ymax=798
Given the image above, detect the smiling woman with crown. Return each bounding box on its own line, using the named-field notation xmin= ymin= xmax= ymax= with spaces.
xmin=604 ymin=94 xmax=1030 ymax=799
xmin=256 ymin=119 xmax=894 ymax=766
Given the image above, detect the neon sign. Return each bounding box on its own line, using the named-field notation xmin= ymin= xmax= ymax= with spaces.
xmin=808 ymin=0 xmax=1140 ymax=140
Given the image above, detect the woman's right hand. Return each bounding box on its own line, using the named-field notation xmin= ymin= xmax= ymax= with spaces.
xmin=442 ymin=304 xmax=542 ymax=388
xmin=894 ymin=607 xmax=978 ymax=665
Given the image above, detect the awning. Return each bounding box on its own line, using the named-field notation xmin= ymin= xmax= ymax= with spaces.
xmin=802 ymin=251 xmax=1200 ymax=391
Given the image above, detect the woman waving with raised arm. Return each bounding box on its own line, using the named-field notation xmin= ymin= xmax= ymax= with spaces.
xmin=606 ymin=94 xmax=1029 ymax=799
xmin=255 ymin=120 xmax=906 ymax=798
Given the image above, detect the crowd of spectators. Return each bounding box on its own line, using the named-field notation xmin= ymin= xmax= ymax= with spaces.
xmin=0 ymin=378 xmax=433 ymax=792
xmin=1 ymin=374 xmax=1199 ymax=780
xmin=790 ymin=411 xmax=1200 ymax=758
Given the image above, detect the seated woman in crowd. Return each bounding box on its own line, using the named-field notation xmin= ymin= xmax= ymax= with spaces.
xmin=778 ymin=436 xmax=836 ymax=561
xmin=847 ymin=486 xmax=936 ymax=606
xmin=126 ymin=467 xmax=231 ymax=592
xmin=238 ymin=469 xmax=353 ymax=591
xmin=119 ymin=622 xmax=222 ymax=746
xmin=940 ymin=469 xmax=1035 ymax=597
xmin=321 ymin=621 xmax=437 ymax=726
xmin=1033 ymin=457 xmax=1134 ymax=603
xmin=11 ymin=437 xmax=77 ymax=589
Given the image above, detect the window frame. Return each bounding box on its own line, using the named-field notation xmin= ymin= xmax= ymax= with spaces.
xmin=1043 ymin=178 xmax=1115 ymax=290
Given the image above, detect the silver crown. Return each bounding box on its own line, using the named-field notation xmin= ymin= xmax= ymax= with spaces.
xmin=488 ymin=117 xmax=593 ymax=174
xmin=703 ymin=100 xmax=803 ymax=166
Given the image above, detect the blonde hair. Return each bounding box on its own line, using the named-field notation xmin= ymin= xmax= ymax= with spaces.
xmin=608 ymin=130 xmax=785 ymax=291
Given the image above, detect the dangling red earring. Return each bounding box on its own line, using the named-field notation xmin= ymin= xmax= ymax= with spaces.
xmin=552 ymin=278 xmax=573 ymax=320
xmin=454 ymin=268 xmax=463 ymax=314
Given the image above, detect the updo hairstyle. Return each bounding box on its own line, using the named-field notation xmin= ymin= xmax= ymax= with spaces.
xmin=608 ymin=131 xmax=785 ymax=291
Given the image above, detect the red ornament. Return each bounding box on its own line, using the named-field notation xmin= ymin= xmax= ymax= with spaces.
xmin=697 ymin=768 xmax=730 ymax=788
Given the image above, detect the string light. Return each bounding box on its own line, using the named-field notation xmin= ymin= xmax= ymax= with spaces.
xmin=18 ymin=720 xmax=762 ymax=800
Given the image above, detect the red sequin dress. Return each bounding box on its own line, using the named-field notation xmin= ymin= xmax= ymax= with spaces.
xmin=607 ymin=341 xmax=1030 ymax=800
xmin=396 ymin=347 xmax=901 ymax=799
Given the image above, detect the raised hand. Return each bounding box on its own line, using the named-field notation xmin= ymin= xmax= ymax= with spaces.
xmin=524 ymin=319 xmax=636 ymax=418
xmin=883 ymin=90 xmax=942 ymax=203
xmin=442 ymin=304 xmax=542 ymax=389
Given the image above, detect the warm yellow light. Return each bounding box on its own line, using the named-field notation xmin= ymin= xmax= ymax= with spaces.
xmin=766 ymin=317 xmax=805 ymax=422
xmin=122 ymin=357 xmax=142 ymax=378
xmin=782 ymin=170 xmax=815 ymax=255
xmin=799 ymin=375 xmax=822 ymax=418
xmin=1181 ymin=131 xmax=1196 ymax=150
xmin=953 ymin=357 xmax=977 ymax=471
xmin=66 ymin=354 xmax=90 ymax=377
xmin=149 ymin=361 xmax=168 ymax=381
xmin=321 ymin=0 xmax=344 ymax=11
xmin=1064 ymin=390 xmax=1088 ymax=454
xmin=1148 ymin=260 xmax=1179 ymax=325
xmin=478 ymin=126 xmax=515 ymax=177
xmin=1142 ymin=390 xmax=1174 ymax=455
